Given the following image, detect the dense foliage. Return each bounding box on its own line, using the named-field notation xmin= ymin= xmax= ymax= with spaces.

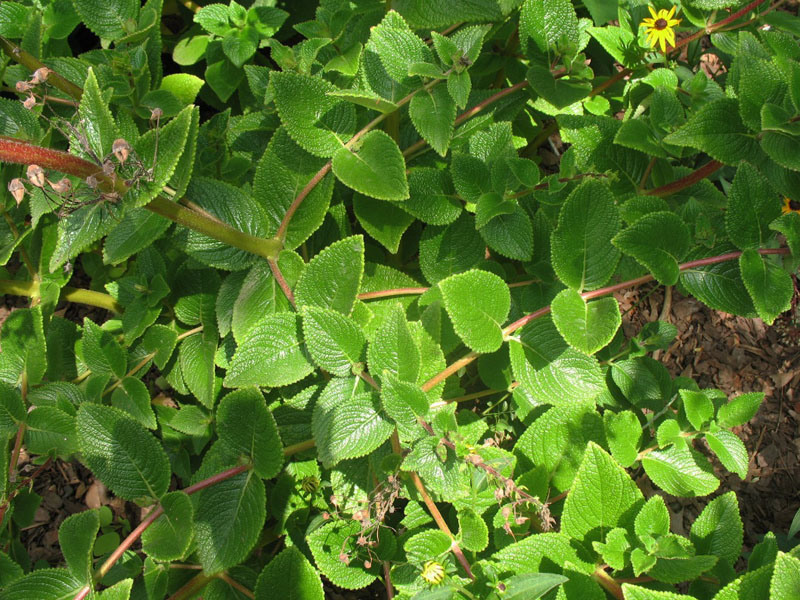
xmin=1 ymin=0 xmax=799 ymax=599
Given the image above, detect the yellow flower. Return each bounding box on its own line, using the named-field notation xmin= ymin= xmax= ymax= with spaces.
xmin=782 ymin=197 xmax=800 ymax=215
xmin=420 ymin=561 xmax=446 ymax=585
xmin=641 ymin=5 xmax=681 ymax=53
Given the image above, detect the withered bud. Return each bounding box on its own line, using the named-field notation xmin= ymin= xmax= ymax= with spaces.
xmin=15 ymin=80 xmax=34 ymax=93
xmin=86 ymin=174 xmax=98 ymax=189
xmin=49 ymin=177 xmax=71 ymax=195
xmin=102 ymin=159 xmax=115 ymax=177
xmin=150 ymin=107 xmax=163 ymax=122
xmin=339 ymin=553 xmax=350 ymax=565
xmin=112 ymin=138 xmax=131 ymax=164
xmin=322 ymin=511 xmax=330 ymax=520
xmin=30 ymin=67 xmax=52 ymax=84
xmin=363 ymin=560 xmax=372 ymax=569
xmin=8 ymin=178 xmax=26 ymax=205
xmin=515 ymin=516 xmax=528 ymax=525
xmin=494 ymin=488 xmax=505 ymax=502
xmin=22 ymin=94 xmax=36 ymax=110
xmin=26 ymin=164 xmax=46 ymax=188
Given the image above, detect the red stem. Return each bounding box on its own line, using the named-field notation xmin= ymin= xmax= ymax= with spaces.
xmin=0 ymin=136 xmax=101 ymax=179
xmin=644 ymin=161 xmax=723 ymax=196
xmin=268 ymin=259 xmax=296 ymax=308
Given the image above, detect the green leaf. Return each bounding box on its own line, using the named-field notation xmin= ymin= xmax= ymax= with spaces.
xmin=680 ymin=389 xmax=714 ymax=431
xmin=312 ymin=378 xmax=394 ymax=468
xmin=302 ymin=306 xmax=366 ymax=377
xmin=270 ymin=71 xmax=356 ymax=157
xmin=81 ymin=318 xmax=125 ymax=379
xmin=255 ymin=547 xmax=324 ymax=600
xmin=381 ymin=373 xmax=428 ymax=440
xmin=642 ymin=445 xmax=719 ymax=497
xmin=77 ymin=68 xmax=119 ymax=161
xmin=479 ymin=206 xmax=534 ymax=261
xmin=222 ymin=27 xmax=258 ymax=67
xmin=72 ymin=0 xmax=138 ymax=40
xmin=194 ymin=4 xmax=232 ymax=36
xmin=405 ymin=168 xmax=461 ymax=225
xmin=77 ymin=404 xmax=170 ymax=502
xmin=520 ymin=0 xmax=580 ymax=53
xmin=509 ymin=316 xmax=605 ymax=406
xmin=332 ymin=131 xmax=409 ymax=201
xmin=770 ymin=552 xmax=800 ymax=599
xmin=604 ymin=410 xmax=642 ymax=468
xmin=494 ymin=532 xmax=595 ymax=575
xmin=635 ymin=496 xmax=670 ymax=543
xmin=159 ymin=73 xmax=204 ymax=106
xmin=419 ymin=214 xmax=485 ymax=284
xmin=216 ymin=388 xmax=283 ymax=479
xmin=0 ymin=383 xmax=24 ymax=440
xmin=175 ymin=177 xmax=269 ymax=271
xmin=705 ymin=430 xmax=748 ymax=479
xmin=24 ymin=407 xmax=77 ymax=457
xmin=296 ymin=236 xmax=364 ymax=315
xmin=0 ymin=568 xmax=82 ymax=600
xmin=367 ymin=303 xmax=420 ymax=384
xmin=225 ymin=313 xmax=314 ymax=388
xmin=562 ymin=442 xmax=644 ymax=544
xmin=194 ymin=471 xmax=265 ymax=574
xmin=663 ymin=99 xmax=760 ymax=165
xmin=142 ymin=325 xmax=178 ymax=370
xmin=0 ymin=307 xmax=46 ymax=387
xmin=527 ymin=63 xmax=592 ymax=109
xmin=594 ymin=527 xmax=631 ymax=571
xmin=59 ymin=509 xmax=99 ymax=581
xmin=725 ymin=163 xmax=782 ymax=250
xmin=500 ymin=573 xmax=569 ymax=599
xmin=551 ymin=289 xmax=621 ymax=355
xmin=761 ymin=131 xmax=800 ymax=171
xmin=307 ymin=520 xmax=377 ymax=589
xmin=179 ymin=331 xmax=217 ymax=409
xmin=716 ymin=392 xmax=763 ymax=428
xmin=439 ymin=270 xmax=510 ymax=353
xmin=588 ymin=25 xmax=637 ymax=66
xmin=771 ymin=212 xmax=800 ymax=260
xmin=254 ymin=128 xmax=333 ymax=251
xmin=405 ymin=529 xmax=452 ymax=563
xmin=353 ymin=195 xmax=414 ymax=253
xmin=447 ymin=71 xmax=471 ymax=108
xmin=739 ymin=249 xmax=793 ymax=324
xmin=690 ymin=492 xmax=743 ymax=567
xmin=458 ymin=509 xmax=489 ymax=552
xmin=621 ymin=585 xmax=697 ymax=600
xmin=103 ymin=209 xmax=171 ymax=265
xmin=141 ymin=492 xmax=194 ymax=562
xmin=409 ymin=85 xmax=456 ymax=156
xmin=551 ymin=180 xmax=621 ymax=291
xmin=111 ymin=377 xmax=157 ymax=430
xmin=205 ymin=59 xmax=243 ymax=102
xmin=612 ymin=212 xmax=691 ymax=286
xmin=680 ymin=246 xmax=756 ymax=317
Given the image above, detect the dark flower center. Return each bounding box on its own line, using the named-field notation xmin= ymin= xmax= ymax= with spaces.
xmin=655 ymin=18 xmax=668 ymax=30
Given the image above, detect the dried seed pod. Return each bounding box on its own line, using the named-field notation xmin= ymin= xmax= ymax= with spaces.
xmin=30 ymin=67 xmax=52 ymax=84
xmin=26 ymin=164 xmax=46 ymax=188
xmin=8 ymin=178 xmax=26 ymax=205
xmin=22 ymin=94 xmax=36 ymax=110
xmin=102 ymin=159 xmax=115 ymax=177
xmin=86 ymin=174 xmax=98 ymax=189
xmin=15 ymin=80 xmax=34 ymax=93
xmin=150 ymin=107 xmax=163 ymax=122
xmin=49 ymin=177 xmax=72 ymax=195
xmin=111 ymin=138 xmax=131 ymax=164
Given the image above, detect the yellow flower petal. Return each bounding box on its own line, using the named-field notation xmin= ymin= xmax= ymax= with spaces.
xmin=666 ymin=28 xmax=676 ymax=47
xmin=667 ymin=5 xmax=676 ymax=19
xmin=659 ymin=33 xmax=667 ymax=52
xmin=642 ymin=18 xmax=655 ymax=26
xmin=648 ymin=5 xmax=658 ymax=19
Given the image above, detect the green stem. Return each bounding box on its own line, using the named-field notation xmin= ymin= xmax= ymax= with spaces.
xmin=592 ymin=567 xmax=624 ymax=600
xmin=0 ymin=280 xmax=123 ymax=313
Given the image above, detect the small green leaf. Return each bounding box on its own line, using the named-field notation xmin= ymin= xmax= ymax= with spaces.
xmin=159 ymin=73 xmax=204 ymax=106
xmin=612 ymin=212 xmax=691 ymax=285
xmin=405 ymin=529 xmax=452 ymax=563
xmin=739 ymin=249 xmax=793 ymax=324
xmin=770 ymin=552 xmax=800 ymax=598
xmin=295 ymin=236 xmax=364 ymax=316
xmin=142 ymin=325 xmax=178 ymax=370
xmin=77 ymin=404 xmax=170 ymax=502
xmin=551 ymin=179 xmax=621 ymax=291
xmin=680 ymin=246 xmax=756 ymax=317
xmin=635 ymin=496 xmax=670 ymax=544
xmin=141 ymin=492 xmax=194 ymax=562
xmin=705 ymin=430 xmax=748 ymax=479
xmin=367 ymin=303 xmax=420 ymax=384
xmin=332 ymin=131 xmax=409 ymax=201
xmin=500 ymin=573 xmax=569 ymax=599
xmin=527 ymin=63 xmax=591 ymax=109
xmin=439 ymin=270 xmax=510 ymax=353
xmin=59 ymin=510 xmax=99 ymax=581
xmin=72 ymin=0 xmax=138 ymax=41
xmin=690 ymin=491 xmax=743 ymax=567
xmin=24 ymin=407 xmax=77 ymax=457
xmin=302 ymin=306 xmax=366 ymax=377
xmin=194 ymin=3 xmax=231 ymax=35
xmin=604 ymin=410 xmax=642 ymax=468
xmin=725 ymin=163 xmax=782 ymax=250
xmin=680 ymin=389 xmax=714 ymax=431
xmin=380 ymin=373 xmax=428 ymax=440
xmin=216 ymin=388 xmax=283 ymax=479
xmin=551 ymin=289 xmax=621 ymax=355
xmin=419 ymin=214 xmax=485 ymax=284
xmin=111 ymin=377 xmax=156 ymax=430
xmin=352 ymin=195 xmax=414 ymax=253
xmin=179 ymin=331 xmax=217 ymax=409
xmin=81 ymin=318 xmax=125 ymax=379
xmin=255 ymin=547 xmax=324 ymax=600
xmin=225 ymin=313 xmax=314 ymax=388
xmin=447 ymin=70 xmax=471 ymax=108
xmin=409 ymin=85 xmax=456 ymax=156
xmin=194 ymin=471 xmax=265 ymax=574
xmin=458 ymin=509 xmax=489 ymax=552
xmin=716 ymin=392 xmax=763 ymax=428
xmin=621 ymin=585 xmax=697 ymax=600
xmin=307 ymin=521 xmax=377 ymax=589
xmin=562 ymin=442 xmax=644 ymax=544
xmin=642 ymin=445 xmax=719 ymax=497
xmin=0 ymin=307 xmax=46 ymax=387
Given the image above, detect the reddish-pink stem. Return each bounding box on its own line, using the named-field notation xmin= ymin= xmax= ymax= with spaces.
xmin=644 ymin=161 xmax=723 ymax=196
xmin=0 ymin=136 xmax=100 ymax=178
xmin=268 ymin=259 xmax=296 ymax=308
xmin=357 ymin=287 xmax=429 ymax=300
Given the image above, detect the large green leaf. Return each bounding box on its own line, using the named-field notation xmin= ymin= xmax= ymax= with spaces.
xmin=72 ymin=0 xmax=138 ymax=40
xmin=612 ymin=212 xmax=691 ymax=285
xmin=0 ymin=568 xmax=83 ymax=600
xmin=690 ymin=492 xmax=743 ymax=567
xmin=551 ymin=180 xmax=621 ymax=291
xmin=367 ymin=302 xmax=420 ymax=383
xmin=770 ymin=552 xmax=800 ymax=599
xmin=439 ymin=270 xmax=510 ymax=353
xmin=24 ymin=407 xmax=77 ymax=457
xmin=269 ymin=71 xmax=356 ymax=157
xmin=0 ymin=307 xmax=46 ymax=387
xmin=562 ymin=442 xmax=645 ymax=545
xmin=332 ymin=131 xmax=409 ymax=201
xmin=225 ymin=313 xmax=314 ymax=388
xmin=642 ymin=445 xmax=719 ymax=497
xmin=295 ymin=236 xmax=364 ymax=316
xmin=76 ymin=404 xmax=170 ymax=502
xmin=739 ymin=249 xmax=793 ymax=324
xmin=217 ymin=388 xmax=283 ymax=479
xmin=551 ymin=289 xmax=621 ymax=355
xmin=679 ymin=246 xmax=756 ymax=317
xmin=725 ymin=163 xmax=782 ymax=250
xmin=352 ymin=195 xmax=415 ymax=254
xmin=194 ymin=471 xmax=266 ymax=574
xmin=255 ymin=547 xmax=324 ymax=600
xmin=520 ymin=0 xmax=580 ymax=53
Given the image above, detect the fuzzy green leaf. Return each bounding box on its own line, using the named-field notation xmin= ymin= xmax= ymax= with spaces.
xmin=81 ymin=317 xmax=126 ymax=379
xmin=770 ymin=552 xmax=800 ymax=599
xmin=409 ymin=85 xmax=456 ymax=156
xmin=680 ymin=389 xmax=714 ymax=431
xmin=380 ymin=373 xmax=429 ymax=440
xmin=716 ymin=392 xmax=764 ymax=428
xmin=307 ymin=521 xmax=378 ymax=589
xmin=24 ymin=407 xmax=77 ymax=457
xmin=353 ymin=195 xmax=414 ymax=254
xmin=225 ymin=313 xmax=314 ymax=388
xmin=59 ymin=509 xmax=99 ymax=581
xmin=690 ymin=492 xmax=743 ymax=567
xmin=332 ymin=131 xmax=409 ymax=201
xmin=0 ymin=307 xmax=46 ymax=387
xmin=194 ymin=471 xmax=265 ymax=574
xmin=419 ymin=214 xmax=485 ymax=284
xmin=604 ymin=410 xmax=642 ymax=468
xmin=527 ymin=63 xmax=592 ymax=109
xmin=551 ymin=180 xmax=621 ymax=291
xmin=0 ymin=568 xmax=83 ymax=600
xmin=642 ymin=445 xmax=719 ymax=497
xmin=458 ymin=509 xmax=489 ymax=552
xmin=302 ymin=306 xmax=366 ymax=377
xmin=613 ymin=212 xmax=691 ymax=285
xmin=255 ymin=547 xmax=324 ymax=600
xmin=179 ymin=332 xmax=217 ymax=409
xmin=621 ymin=585 xmax=697 ymax=600
xmin=439 ymin=270 xmax=510 ymax=353
xmin=111 ymin=377 xmax=157 ymax=430
xmin=726 ymin=164 xmax=782 ymax=250
xmin=739 ymin=249 xmax=793 ymax=324
xmin=551 ymin=289 xmax=621 ymax=355
xmin=405 ymin=168 xmax=461 ymax=225
xmin=705 ymin=430 xmax=748 ymax=479
xmin=367 ymin=303 xmax=420 ymax=384
xmin=77 ymin=404 xmax=170 ymax=502
xmin=141 ymin=492 xmax=194 ymax=562
xmin=295 ymin=236 xmax=364 ymax=316
xmin=680 ymin=247 xmax=756 ymax=317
